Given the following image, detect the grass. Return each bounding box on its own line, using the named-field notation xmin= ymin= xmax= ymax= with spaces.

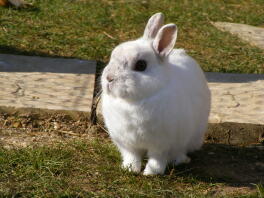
xmin=0 ymin=113 xmax=263 ymax=197
xmin=0 ymin=0 xmax=264 ymax=197
xmin=0 ymin=0 xmax=264 ymax=73
xmin=0 ymin=135 xmax=263 ymax=197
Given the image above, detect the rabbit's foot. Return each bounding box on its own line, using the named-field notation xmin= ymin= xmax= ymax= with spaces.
xmin=122 ymin=158 xmax=141 ymax=173
xmin=121 ymin=151 xmax=142 ymax=173
xmin=143 ymin=153 xmax=167 ymax=175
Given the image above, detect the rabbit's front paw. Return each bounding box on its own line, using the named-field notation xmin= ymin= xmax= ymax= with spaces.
xmin=122 ymin=159 xmax=141 ymax=173
xmin=143 ymin=158 xmax=166 ymax=175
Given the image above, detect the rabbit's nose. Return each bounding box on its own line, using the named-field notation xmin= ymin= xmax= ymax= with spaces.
xmin=106 ymin=74 xmax=114 ymax=82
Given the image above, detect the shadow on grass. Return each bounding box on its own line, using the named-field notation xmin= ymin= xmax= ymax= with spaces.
xmin=2 ymin=2 xmax=40 ymax=12
xmin=0 ymin=45 xmax=71 ymax=58
xmin=205 ymin=72 xmax=264 ymax=83
xmin=168 ymin=143 xmax=264 ymax=186
xmin=0 ymin=45 xmax=97 ymax=74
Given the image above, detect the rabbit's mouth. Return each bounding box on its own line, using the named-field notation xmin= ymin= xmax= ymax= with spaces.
xmin=105 ymin=81 xmax=130 ymax=99
xmin=106 ymin=83 xmax=112 ymax=94
xmin=106 ymin=81 xmax=119 ymax=96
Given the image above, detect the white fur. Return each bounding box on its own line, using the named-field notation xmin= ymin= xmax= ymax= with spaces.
xmin=101 ymin=13 xmax=211 ymax=175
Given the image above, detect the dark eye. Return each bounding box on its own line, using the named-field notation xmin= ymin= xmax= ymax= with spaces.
xmin=134 ymin=60 xmax=147 ymax=72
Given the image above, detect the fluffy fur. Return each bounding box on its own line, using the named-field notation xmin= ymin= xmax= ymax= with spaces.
xmin=101 ymin=13 xmax=211 ymax=175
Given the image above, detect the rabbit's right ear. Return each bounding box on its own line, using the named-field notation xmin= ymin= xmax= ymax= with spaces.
xmin=143 ymin=13 xmax=164 ymax=40
xmin=153 ymin=24 xmax=177 ymax=57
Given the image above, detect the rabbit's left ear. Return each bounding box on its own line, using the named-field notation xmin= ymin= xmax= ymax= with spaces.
xmin=153 ymin=24 xmax=177 ymax=57
xmin=143 ymin=13 xmax=164 ymax=40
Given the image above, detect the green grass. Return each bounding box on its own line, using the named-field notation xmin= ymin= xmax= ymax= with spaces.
xmin=0 ymin=136 xmax=263 ymax=197
xmin=0 ymin=0 xmax=264 ymax=73
xmin=1 ymin=1 xmax=264 ymax=197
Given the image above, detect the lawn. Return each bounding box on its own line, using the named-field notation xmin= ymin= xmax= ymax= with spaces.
xmin=1 ymin=136 xmax=263 ymax=197
xmin=0 ymin=113 xmax=263 ymax=197
xmin=0 ymin=0 xmax=264 ymax=73
xmin=0 ymin=0 xmax=264 ymax=197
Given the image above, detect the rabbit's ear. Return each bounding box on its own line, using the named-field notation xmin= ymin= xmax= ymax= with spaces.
xmin=143 ymin=13 xmax=164 ymax=40
xmin=153 ymin=24 xmax=177 ymax=57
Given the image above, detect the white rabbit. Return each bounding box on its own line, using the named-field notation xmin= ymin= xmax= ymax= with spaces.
xmin=101 ymin=13 xmax=211 ymax=175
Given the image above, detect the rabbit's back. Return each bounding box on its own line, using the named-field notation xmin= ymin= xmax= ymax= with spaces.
xmin=168 ymin=49 xmax=211 ymax=152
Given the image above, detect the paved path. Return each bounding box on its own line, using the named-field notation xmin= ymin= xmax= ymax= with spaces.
xmin=206 ymin=72 xmax=264 ymax=125
xmin=0 ymin=54 xmax=96 ymax=112
xmin=0 ymin=54 xmax=263 ymax=125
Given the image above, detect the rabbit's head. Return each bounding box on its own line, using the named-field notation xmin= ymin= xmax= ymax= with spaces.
xmin=101 ymin=13 xmax=178 ymax=102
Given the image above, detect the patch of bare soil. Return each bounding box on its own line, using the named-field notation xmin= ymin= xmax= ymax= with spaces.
xmin=0 ymin=112 xmax=105 ymax=149
xmin=205 ymin=186 xmax=256 ymax=197
xmin=207 ymin=122 xmax=264 ymax=146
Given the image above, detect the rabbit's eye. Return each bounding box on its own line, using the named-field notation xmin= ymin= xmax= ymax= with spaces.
xmin=134 ymin=60 xmax=147 ymax=72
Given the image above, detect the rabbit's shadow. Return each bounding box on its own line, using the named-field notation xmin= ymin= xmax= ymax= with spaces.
xmin=166 ymin=143 xmax=264 ymax=186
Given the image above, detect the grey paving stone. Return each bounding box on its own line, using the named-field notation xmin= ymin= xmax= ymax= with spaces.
xmin=0 ymin=54 xmax=96 ymax=112
xmin=206 ymin=72 xmax=264 ymax=125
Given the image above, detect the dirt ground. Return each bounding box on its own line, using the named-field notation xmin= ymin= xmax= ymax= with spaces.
xmin=0 ymin=111 xmax=92 ymax=149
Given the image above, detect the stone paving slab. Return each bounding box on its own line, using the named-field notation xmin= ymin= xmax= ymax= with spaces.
xmin=206 ymin=72 xmax=264 ymax=125
xmin=212 ymin=22 xmax=264 ymax=50
xmin=0 ymin=54 xmax=96 ymax=112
